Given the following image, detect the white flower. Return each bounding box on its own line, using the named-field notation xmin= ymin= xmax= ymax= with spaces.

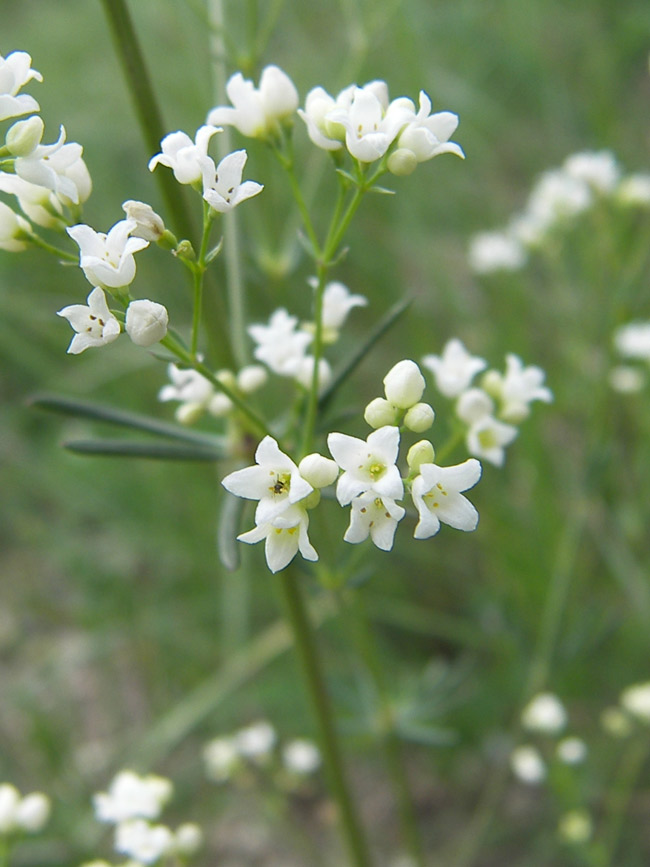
xmin=203 ymin=737 xmax=240 ymax=782
xmin=510 ymin=745 xmax=546 ymax=784
xmin=600 ymin=707 xmax=633 ymax=738
xmin=304 ymin=279 xmax=367 ymax=342
xmin=0 ymin=784 xmax=21 ymax=833
xmin=14 ymin=793 xmax=50 ymax=832
xmin=159 ymin=363 xmax=215 ymax=423
xmin=248 ymin=308 xmax=312 ymax=376
xmin=616 ymin=173 xmax=650 ymax=207
xmin=608 ymin=365 xmax=645 ymax=394
xmin=207 ymin=65 xmax=298 ymax=138
xmin=222 ymin=436 xmax=313 ymax=525
xmin=6 ymin=115 xmax=45 ymax=155
xmin=468 ymin=231 xmax=527 ymax=274
xmin=344 ymin=492 xmax=405 ymax=551
xmin=614 ymin=321 xmax=650 ymax=362
xmin=411 ymin=459 xmax=481 ymax=539
xmin=115 ymin=819 xmax=174 ymax=865
xmin=148 ymin=125 xmax=220 ymax=184
xmin=0 ymin=51 xmax=42 ymax=120
xmin=563 ymin=150 xmax=620 ymax=194
xmin=422 ymin=339 xmax=487 ymax=398
xmin=93 ymin=771 xmax=173 ymax=824
xmin=237 ymin=364 xmax=268 ymax=393
xmin=237 ymin=503 xmax=318 ymax=573
xmin=521 ymin=692 xmax=567 ymax=734
xmin=556 ymin=737 xmax=587 ymax=765
xmin=326 ymin=84 xmax=412 ymax=163
xmin=392 ymin=91 xmax=464 ymax=163
xmin=292 ymin=354 xmax=332 ymax=390
xmin=328 ymin=426 xmax=403 ymax=505
xmin=283 ymin=739 xmax=321 ymax=775
xmin=485 ymin=354 xmax=553 ymax=422
xmin=298 ymin=86 xmax=345 ymax=151
xmin=558 ymin=809 xmax=593 ymax=845
xmin=14 ymin=122 xmax=90 ymax=205
xmin=67 ymin=219 xmax=149 ymax=289
xmin=173 ymin=823 xmax=203 ymax=856
xmin=202 ymin=149 xmax=263 ymax=213
xmin=235 ymin=721 xmax=277 ymax=760
xmin=456 ymin=390 xmax=518 ymax=466
xmin=0 ymin=200 xmax=31 ymax=250
xmin=122 ymin=201 xmax=165 ymax=241
xmin=524 ymin=169 xmax=592 ymax=236
xmin=383 ymin=359 xmax=426 ymax=409
xmin=125 ymin=300 xmax=168 ymax=347
xmin=620 ymin=681 xmax=650 ymax=723
xmin=57 ymin=287 xmax=121 ymax=354
xmin=0 ymin=172 xmax=65 ymax=229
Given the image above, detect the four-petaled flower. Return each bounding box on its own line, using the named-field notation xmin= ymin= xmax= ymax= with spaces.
xmin=14 ymin=121 xmax=90 ymax=205
xmin=394 ymin=91 xmax=464 ymax=163
xmin=328 ymin=426 xmax=403 ymax=505
xmin=0 ymin=51 xmax=42 ymax=121
xmin=148 ymin=125 xmax=220 ymax=185
xmin=67 ymin=219 xmax=149 ymax=289
xmin=411 ymin=459 xmax=481 ymax=539
xmin=207 ymin=65 xmax=298 ymax=138
xmin=422 ymin=338 xmax=487 ymax=398
xmin=237 ymin=504 xmax=318 ymax=574
xmin=57 ymin=287 xmax=121 ymax=354
xmin=486 ymin=353 xmax=553 ymax=422
xmin=325 ymin=85 xmax=412 ymax=163
xmin=202 ymin=150 xmax=263 ymax=213
xmin=344 ymin=492 xmax=405 ymax=551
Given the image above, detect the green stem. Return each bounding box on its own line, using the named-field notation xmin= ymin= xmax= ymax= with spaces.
xmin=190 ymin=201 xmax=215 ymax=358
xmin=598 ymin=734 xmax=650 ymax=866
xmin=276 ymin=570 xmax=372 ymax=867
xmin=27 ymin=233 xmax=78 ymax=262
xmin=280 ymin=153 xmax=322 ymax=258
xmin=340 ymin=587 xmax=427 ymax=867
xmin=99 ymin=0 xmax=196 ymax=241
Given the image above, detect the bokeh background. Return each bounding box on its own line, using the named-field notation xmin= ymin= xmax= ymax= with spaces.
xmin=2 ymin=0 xmax=650 ymax=864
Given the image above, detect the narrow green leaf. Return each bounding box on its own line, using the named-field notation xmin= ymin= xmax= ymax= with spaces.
xmin=394 ymin=720 xmax=457 ymax=747
xmin=217 ymin=491 xmax=246 ymax=572
xmin=63 ymin=439 xmax=224 ymax=461
xmin=319 ymin=295 xmax=414 ymax=410
xmin=29 ymin=393 xmax=225 ymax=449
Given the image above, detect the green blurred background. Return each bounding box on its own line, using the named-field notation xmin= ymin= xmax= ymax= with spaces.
xmin=1 ymin=0 xmax=650 ymax=864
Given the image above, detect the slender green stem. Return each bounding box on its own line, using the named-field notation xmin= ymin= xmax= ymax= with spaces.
xmin=190 ymin=201 xmax=215 ymax=358
xmin=27 ymin=233 xmax=78 ymax=262
xmin=280 ymin=154 xmax=322 ymax=258
xmin=339 ymin=587 xmax=427 ymax=867
xmin=598 ymin=735 xmax=650 ymax=866
xmin=276 ymin=569 xmax=372 ymax=867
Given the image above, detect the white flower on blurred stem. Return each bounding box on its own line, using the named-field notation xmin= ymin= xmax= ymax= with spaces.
xmin=298 ymin=86 xmax=345 ymax=150
xmin=558 ymin=809 xmax=593 ymax=845
xmin=326 ymin=84 xmax=412 ymax=163
xmin=483 ymin=354 xmax=553 ymax=423
xmin=237 ymin=364 xmax=268 ymax=393
xmin=292 ymin=354 xmax=332 ymax=390
xmin=283 ymin=739 xmax=321 ymax=775
xmin=203 ymin=736 xmax=240 ymax=782
xmin=620 ymin=681 xmax=650 ymax=723
xmin=0 ymin=172 xmax=65 ymax=229
xmin=202 ymin=149 xmax=263 ymax=213
xmin=422 ymin=339 xmax=487 ymax=398
xmin=93 ymin=770 xmax=173 ymax=824
xmin=237 ymin=503 xmax=318 ymax=573
xmin=616 ymin=173 xmax=650 ymax=207
xmin=57 ymin=287 xmax=121 ymax=355
xmin=521 ymin=692 xmax=567 ymax=734
xmin=608 ymin=365 xmax=645 ymax=394
xmin=563 ymin=150 xmax=620 ymax=194
xmin=236 ymin=721 xmax=277 ymax=761
xmin=600 ymin=706 xmax=633 ymax=738
xmin=148 ymin=125 xmax=220 ymax=185
xmin=510 ymin=745 xmax=546 ymax=784
xmin=0 ymin=199 xmax=31 ymax=250
xmin=207 ymin=65 xmax=298 ymax=138
xmin=14 ymin=121 xmax=90 ymax=205
xmin=222 ymin=435 xmax=313 ymax=525
xmin=159 ymin=364 xmax=215 ymax=423
xmin=468 ymin=230 xmax=527 ymax=274
xmin=0 ymin=51 xmax=42 ymax=120
xmin=13 ymin=793 xmax=50 ymax=832
xmin=344 ymin=492 xmax=405 ymax=551
xmin=392 ymin=91 xmax=464 ymax=164
xmin=173 ymin=823 xmax=203 ymax=856
xmin=328 ymin=426 xmax=403 ymax=505
xmin=125 ymin=300 xmax=168 ymax=347
xmin=456 ymin=388 xmax=518 ymax=467
xmin=614 ymin=321 xmax=650 ymax=362
xmin=115 ymin=818 xmax=174 ymax=865
xmin=249 ymin=308 xmax=312 ymax=377
xmin=0 ymin=784 xmax=20 ymax=833
xmin=305 ymin=278 xmax=367 ymax=343
xmin=122 ymin=201 xmax=165 ymax=242
xmin=524 ymin=169 xmax=592 ymax=235
xmin=67 ymin=219 xmax=149 ymax=290
xmin=556 ymin=737 xmax=587 ymax=765
xmin=411 ymin=459 xmax=481 ymax=539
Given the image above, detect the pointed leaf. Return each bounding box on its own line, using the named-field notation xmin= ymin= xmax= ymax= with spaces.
xmin=63 ymin=439 xmax=224 ymax=460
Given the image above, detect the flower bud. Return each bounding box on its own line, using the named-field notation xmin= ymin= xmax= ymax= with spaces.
xmin=403 ymin=402 xmax=435 ymax=432
xmin=237 ymin=364 xmax=268 ymax=393
xmin=175 ymin=402 xmax=204 ymax=425
xmin=125 ymin=299 xmax=169 ymax=346
xmin=0 ymin=201 xmax=31 ymax=251
xmin=299 ymin=453 xmax=339 ymax=488
xmin=0 ymin=784 xmax=20 ymax=833
xmin=174 ymin=823 xmax=203 ymax=855
xmin=406 ymin=440 xmax=435 ymax=473
xmin=122 ymin=200 xmax=166 ymax=241
xmin=364 ymin=397 xmax=400 ymax=428
xmin=15 ymin=792 xmax=50 ymax=832
xmin=558 ymin=809 xmax=593 ymax=845
xmin=387 ymin=148 xmax=418 ymax=177
xmin=383 ymin=360 xmax=425 ymax=409
xmin=215 ymin=369 xmax=237 ymax=390
xmin=481 ymin=369 xmax=504 ymax=399
xmin=302 ymin=489 xmax=322 ymax=510
xmin=6 ymin=115 xmax=43 ymax=156
xmin=208 ymin=393 xmax=233 ymax=417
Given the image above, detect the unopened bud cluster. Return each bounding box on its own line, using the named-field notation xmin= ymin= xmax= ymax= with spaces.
xmin=365 ymin=359 xmax=434 ymax=432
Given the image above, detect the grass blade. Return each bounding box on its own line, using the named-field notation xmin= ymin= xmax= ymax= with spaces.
xmin=63 ymin=439 xmax=224 ymax=461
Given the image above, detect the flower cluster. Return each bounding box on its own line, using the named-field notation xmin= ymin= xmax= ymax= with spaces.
xmin=468 ymin=150 xmax=650 ymax=274
xmin=609 ymin=320 xmax=650 ymax=393
xmin=511 ymin=693 xmax=587 ymax=784
xmin=422 ymin=339 xmax=552 ymax=466
xmin=0 ymin=52 xmax=91 ymax=248
xmin=600 ymin=680 xmax=650 ymax=736
xmin=222 ymin=359 xmax=483 ymax=573
xmin=159 ymin=361 xmax=267 ymax=424
xmin=91 ymin=770 xmax=202 ymax=866
xmin=204 ymin=719 xmax=321 ymax=790
xmin=208 ymin=64 xmax=463 ymax=175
